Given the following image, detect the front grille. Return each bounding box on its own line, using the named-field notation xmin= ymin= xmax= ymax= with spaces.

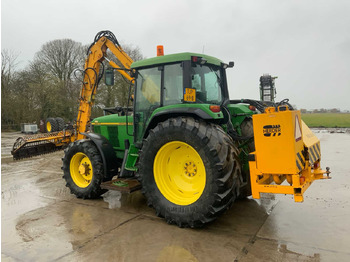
xmin=94 ymin=126 xmax=101 ymax=134
xmin=107 ymin=126 xmax=119 ymax=147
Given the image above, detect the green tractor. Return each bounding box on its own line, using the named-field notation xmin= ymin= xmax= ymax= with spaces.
xmin=12 ymin=32 xmax=330 ymax=227
xmin=62 ymin=52 xmax=258 ymax=228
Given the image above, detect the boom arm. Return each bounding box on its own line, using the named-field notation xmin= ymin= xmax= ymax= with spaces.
xmin=12 ymin=31 xmax=135 ymax=159
xmin=76 ymin=31 xmax=134 ymax=140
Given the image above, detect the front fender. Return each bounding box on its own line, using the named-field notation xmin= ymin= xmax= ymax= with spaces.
xmin=81 ymin=132 xmax=119 ymax=179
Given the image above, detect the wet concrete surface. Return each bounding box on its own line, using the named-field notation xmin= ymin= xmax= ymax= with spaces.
xmin=1 ymin=131 xmax=350 ymax=261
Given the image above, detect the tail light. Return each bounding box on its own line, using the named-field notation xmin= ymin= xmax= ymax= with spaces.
xmin=209 ymin=105 xmax=221 ymax=113
xmin=249 ymin=105 xmax=256 ymax=111
xmin=192 ymin=56 xmax=207 ymax=65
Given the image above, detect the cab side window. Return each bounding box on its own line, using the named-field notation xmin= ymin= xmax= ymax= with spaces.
xmin=163 ymin=63 xmax=183 ymax=106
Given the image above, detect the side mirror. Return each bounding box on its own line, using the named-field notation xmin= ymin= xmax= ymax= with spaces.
xmin=105 ymin=68 xmax=114 ymax=86
xmin=221 ymin=61 xmax=234 ymax=69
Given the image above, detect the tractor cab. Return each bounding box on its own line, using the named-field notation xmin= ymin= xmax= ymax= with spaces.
xmin=131 ymin=52 xmax=233 ymax=146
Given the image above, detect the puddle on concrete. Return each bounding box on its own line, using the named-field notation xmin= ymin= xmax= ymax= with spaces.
xmin=59 ymin=215 xmax=249 ymax=262
xmin=2 ymin=181 xmax=54 ymax=220
xmin=101 ymin=189 xmax=154 ymax=218
xmin=156 ymin=245 xmax=199 ymax=262
xmin=278 ymin=243 xmax=321 ymax=260
xmin=251 ymin=193 xmax=279 ymax=215
xmin=239 ymin=238 xmax=327 ymax=262
xmin=257 ymin=198 xmax=350 ymax=254
xmin=4 ymin=200 xmax=137 ymax=261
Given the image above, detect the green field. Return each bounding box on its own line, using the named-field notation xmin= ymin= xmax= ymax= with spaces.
xmin=301 ymin=113 xmax=350 ymax=128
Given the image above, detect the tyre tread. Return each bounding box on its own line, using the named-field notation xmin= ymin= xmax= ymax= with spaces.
xmin=137 ymin=117 xmax=241 ymax=228
xmin=62 ymin=140 xmax=106 ymax=199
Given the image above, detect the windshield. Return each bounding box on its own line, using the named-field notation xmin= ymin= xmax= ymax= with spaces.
xmin=189 ymin=64 xmax=223 ymax=104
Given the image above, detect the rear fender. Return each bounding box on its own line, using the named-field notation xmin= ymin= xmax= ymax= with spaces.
xmin=143 ymin=108 xmax=216 ymax=142
xmin=81 ymin=132 xmax=119 ymax=179
xmin=226 ymin=104 xmax=255 ymax=135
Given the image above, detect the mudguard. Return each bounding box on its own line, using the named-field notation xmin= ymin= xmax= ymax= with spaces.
xmin=81 ymin=132 xmax=119 ymax=179
xmin=142 ymin=107 xmax=216 ymax=143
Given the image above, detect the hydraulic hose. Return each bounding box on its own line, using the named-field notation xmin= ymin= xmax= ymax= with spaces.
xmin=221 ymin=106 xmax=253 ymax=141
xmin=230 ymin=99 xmax=294 ymax=112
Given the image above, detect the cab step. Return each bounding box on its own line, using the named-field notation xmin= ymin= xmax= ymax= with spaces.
xmin=101 ymin=178 xmax=141 ymax=193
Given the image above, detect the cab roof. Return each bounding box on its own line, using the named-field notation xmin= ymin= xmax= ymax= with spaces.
xmin=131 ymin=52 xmax=223 ymax=69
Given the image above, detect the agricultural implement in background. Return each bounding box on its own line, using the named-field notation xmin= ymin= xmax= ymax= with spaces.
xmin=11 ymin=31 xmax=331 ymax=228
xmin=12 ymin=130 xmax=73 ymax=160
xmin=12 ymin=116 xmax=73 ymax=160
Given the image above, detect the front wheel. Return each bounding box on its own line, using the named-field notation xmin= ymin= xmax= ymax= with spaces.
xmin=62 ymin=140 xmax=106 ymax=199
xmin=137 ymin=117 xmax=241 ymax=228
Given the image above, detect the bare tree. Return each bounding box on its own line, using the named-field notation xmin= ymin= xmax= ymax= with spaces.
xmin=34 ymin=39 xmax=85 ymax=82
xmin=1 ymin=50 xmax=20 ymax=129
xmin=1 ymin=50 xmax=19 ymax=94
xmin=115 ymin=44 xmax=143 ymax=107
xmin=1 ymin=40 xmax=144 ymax=129
xmin=32 ymin=39 xmax=86 ymax=120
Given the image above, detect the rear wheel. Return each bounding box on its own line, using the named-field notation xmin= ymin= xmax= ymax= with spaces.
xmin=45 ymin=117 xmax=58 ymax=133
xmin=238 ymin=118 xmax=255 ymax=199
xmin=154 ymin=141 xmax=206 ymax=206
xmin=137 ymin=117 xmax=241 ymax=228
xmin=62 ymin=140 xmax=106 ymax=199
xmin=241 ymin=118 xmax=255 ymax=152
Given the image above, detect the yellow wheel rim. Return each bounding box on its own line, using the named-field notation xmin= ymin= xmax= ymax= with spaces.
xmin=154 ymin=141 xmax=206 ymax=206
xmin=47 ymin=122 xmax=52 ymax=132
xmin=70 ymin=152 xmax=93 ymax=188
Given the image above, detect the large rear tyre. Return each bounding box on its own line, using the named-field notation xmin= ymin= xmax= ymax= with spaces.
xmin=241 ymin=118 xmax=255 ymax=152
xmin=62 ymin=140 xmax=106 ymax=199
xmin=56 ymin=117 xmax=65 ymax=131
xmin=45 ymin=117 xmax=58 ymax=133
xmin=137 ymin=117 xmax=241 ymax=228
xmin=238 ymin=118 xmax=255 ymax=199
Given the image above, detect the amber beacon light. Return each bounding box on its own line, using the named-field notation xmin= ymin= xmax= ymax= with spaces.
xmin=157 ymin=45 xmax=164 ymax=56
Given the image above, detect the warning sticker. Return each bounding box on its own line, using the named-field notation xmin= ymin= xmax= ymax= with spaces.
xmin=184 ymin=88 xmax=196 ymax=102
xmin=295 ymin=115 xmax=302 ymax=142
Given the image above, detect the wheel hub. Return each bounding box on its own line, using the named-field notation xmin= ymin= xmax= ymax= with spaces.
xmin=184 ymin=161 xmax=197 ymax=177
xmin=154 ymin=141 xmax=206 ymax=206
xmin=79 ymin=162 xmax=91 ymax=177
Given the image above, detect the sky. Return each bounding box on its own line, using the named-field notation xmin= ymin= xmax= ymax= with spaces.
xmin=1 ymin=0 xmax=350 ymax=110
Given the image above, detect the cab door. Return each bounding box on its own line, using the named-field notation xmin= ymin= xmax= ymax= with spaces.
xmin=134 ymin=67 xmax=162 ymax=146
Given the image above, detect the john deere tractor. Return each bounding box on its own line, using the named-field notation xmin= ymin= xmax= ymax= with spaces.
xmin=63 ymin=49 xmax=255 ymax=228
xmin=13 ymin=31 xmax=330 ymax=228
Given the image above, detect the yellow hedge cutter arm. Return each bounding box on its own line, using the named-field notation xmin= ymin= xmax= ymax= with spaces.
xmin=75 ymin=31 xmax=134 ymax=140
xmin=11 ymin=31 xmax=134 ymax=159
